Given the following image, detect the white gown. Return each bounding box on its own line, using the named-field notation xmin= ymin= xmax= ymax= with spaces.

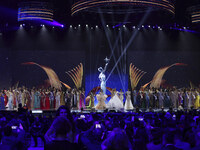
xmin=107 ymin=93 xmax=123 ymax=110
xmin=124 ymin=91 xmax=134 ymax=110
xmin=8 ymin=92 xmax=13 ymax=110
xmin=55 ymin=91 xmax=61 ymax=109
xmin=118 ymin=91 xmax=124 ymax=103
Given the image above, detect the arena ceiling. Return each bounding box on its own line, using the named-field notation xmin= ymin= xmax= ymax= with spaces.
xmin=0 ymin=0 xmax=200 ymax=28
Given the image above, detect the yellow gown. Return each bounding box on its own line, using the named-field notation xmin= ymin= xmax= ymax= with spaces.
xmin=194 ymin=93 xmax=200 ymax=109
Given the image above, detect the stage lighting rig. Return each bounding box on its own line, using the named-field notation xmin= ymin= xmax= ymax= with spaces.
xmin=18 ymin=1 xmax=53 ymax=22
xmin=71 ymin=0 xmax=175 ymax=16
xmin=188 ymin=5 xmax=200 ymax=24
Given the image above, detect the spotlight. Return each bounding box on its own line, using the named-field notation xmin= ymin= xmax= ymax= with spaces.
xmin=148 ymin=25 xmax=151 ymax=28
xmin=91 ymin=27 xmax=93 ymax=29
xmin=138 ymin=28 xmax=140 ymax=30
xmin=183 ymin=27 xmax=186 ymax=29
xmin=61 ymin=25 xmax=64 ymax=28
xmin=53 ymin=26 xmax=55 ymax=29
xmin=42 ymin=24 xmax=45 ymax=27
xmin=22 ymin=24 xmax=25 ymax=27
xmin=133 ymin=26 xmax=135 ymax=28
xmin=74 ymin=27 xmax=77 ymax=29
xmin=142 ymin=25 xmax=144 ymax=28
xmin=78 ymin=24 xmax=80 ymax=27
xmin=158 ymin=26 xmax=160 ymax=29
xmin=106 ymin=25 xmax=109 ymax=27
xmin=96 ymin=25 xmax=98 ymax=28
xmin=86 ymin=24 xmax=88 ymax=27
xmin=70 ymin=25 xmax=72 ymax=28
xmin=159 ymin=28 xmax=162 ymax=30
xmin=153 ymin=26 xmax=155 ymax=28
xmin=123 ymin=25 xmax=125 ymax=27
xmin=20 ymin=24 xmax=23 ymax=27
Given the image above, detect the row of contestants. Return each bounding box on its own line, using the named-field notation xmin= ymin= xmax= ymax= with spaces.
xmin=0 ymin=87 xmax=199 ymax=111
xmin=93 ymin=88 xmax=200 ymax=110
xmin=131 ymin=88 xmax=200 ymax=109
xmin=0 ymin=87 xmax=86 ymax=110
xmin=95 ymin=89 xmax=134 ymax=110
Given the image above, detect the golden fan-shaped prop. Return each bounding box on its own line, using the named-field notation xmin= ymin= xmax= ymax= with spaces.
xmin=129 ymin=63 xmax=146 ymax=91
xmin=150 ymin=63 xmax=187 ymax=88
xmin=66 ymin=63 xmax=83 ymax=89
xmin=22 ymin=62 xmax=63 ymax=90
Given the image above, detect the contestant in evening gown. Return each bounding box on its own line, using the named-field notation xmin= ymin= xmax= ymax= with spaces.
xmin=107 ymin=90 xmax=123 ymax=110
xmin=124 ymin=90 xmax=134 ymax=110
xmin=96 ymin=90 xmax=107 ymax=110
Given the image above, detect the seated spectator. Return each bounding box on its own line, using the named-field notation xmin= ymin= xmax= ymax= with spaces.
xmin=133 ymin=120 xmax=149 ymax=150
xmin=18 ymin=103 xmax=27 ymax=114
xmin=190 ymin=131 xmax=200 ymax=150
xmin=174 ymin=130 xmax=190 ymax=150
xmin=44 ymin=116 xmax=80 ymax=150
xmin=162 ymin=131 xmax=181 ymax=150
xmin=101 ymin=128 xmax=132 ymax=150
xmin=30 ymin=117 xmax=45 ymax=147
xmin=0 ymin=126 xmax=26 ymax=150
xmin=45 ymin=105 xmax=75 ymax=142
xmin=147 ymin=128 xmax=163 ymax=150
xmin=77 ymin=121 xmax=104 ymax=150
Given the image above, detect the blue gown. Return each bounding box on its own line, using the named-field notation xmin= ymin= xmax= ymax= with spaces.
xmin=34 ymin=91 xmax=40 ymax=109
xmin=0 ymin=95 xmax=5 ymax=110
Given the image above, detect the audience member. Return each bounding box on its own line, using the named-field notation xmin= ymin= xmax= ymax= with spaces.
xmin=101 ymin=128 xmax=132 ymax=150
xmin=44 ymin=116 xmax=80 ymax=150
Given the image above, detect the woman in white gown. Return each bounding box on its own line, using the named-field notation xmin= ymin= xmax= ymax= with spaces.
xmin=6 ymin=90 xmax=13 ymax=110
xmin=118 ymin=89 xmax=124 ymax=104
xmin=95 ymin=90 xmax=107 ymax=110
xmin=55 ymin=90 xmax=61 ymax=109
xmin=107 ymin=89 xmax=123 ymax=110
xmin=124 ymin=89 xmax=134 ymax=110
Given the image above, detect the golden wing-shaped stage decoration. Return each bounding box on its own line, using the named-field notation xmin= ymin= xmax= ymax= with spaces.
xmin=140 ymin=81 xmax=152 ymax=91
xmin=22 ymin=62 xmax=64 ymax=90
xmin=150 ymin=63 xmax=187 ymax=88
xmin=60 ymin=81 xmax=71 ymax=89
xmin=129 ymin=63 xmax=146 ymax=91
xmin=66 ymin=63 xmax=83 ymax=89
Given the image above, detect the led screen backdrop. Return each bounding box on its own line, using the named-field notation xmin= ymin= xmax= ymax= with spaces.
xmin=0 ymin=27 xmax=200 ymax=93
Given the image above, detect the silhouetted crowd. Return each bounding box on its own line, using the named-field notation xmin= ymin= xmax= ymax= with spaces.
xmin=0 ymin=105 xmax=200 ymax=150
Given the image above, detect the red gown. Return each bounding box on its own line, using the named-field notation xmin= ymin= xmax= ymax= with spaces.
xmin=40 ymin=92 xmax=45 ymax=110
xmin=45 ymin=93 xmax=50 ymax=110
xmin=4 ymin=94 xmax=8 ymax=106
